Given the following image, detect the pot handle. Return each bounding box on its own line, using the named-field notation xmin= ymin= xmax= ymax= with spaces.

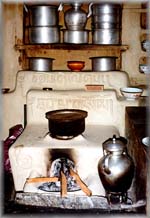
xmin=24 ymin=4 xmax=28 ymax=13
xmin=87 ymin=3 xmax=93 ymax=18
xmin=103 ymin=155 xmax=111 ymax=174
xmin=58 ymin=3 xmax=63 ymax=11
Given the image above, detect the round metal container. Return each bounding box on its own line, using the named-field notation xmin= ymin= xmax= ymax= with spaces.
xmin=92 ymin=14 xmax=121 ymax=25
xmin=91 ymin=3 xmax=122 ymax=30
xmin=28 ymin=5 xmax=59 ymax=26
xmin=92 ymin=28 xmax=121 ymax=45
xmin=90 ymin=56 xmax=117 ymax=72
xmin=28 ymin=26 xmax=60 ymax=44
xmin=92 ymin=3 xmax=122 ymax=16
xmin=92 ymin=20 xmax=121 ymax=29
xmin=45 ymin=109 xmax=88 ymax=139
xmin=63 ymin=29 xmax=89 ymax=44
xmin=29 ymin=57 xmax=55 ymax=71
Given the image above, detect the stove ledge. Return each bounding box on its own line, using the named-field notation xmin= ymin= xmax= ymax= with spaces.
xmin=15 ymin=192 xmax=146 ymax=212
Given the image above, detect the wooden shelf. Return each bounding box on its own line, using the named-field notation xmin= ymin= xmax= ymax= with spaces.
xmin=15 ymin=44 xmax=129 ymax=51
xmin=124 ymin=8 xmax=148 ymax=13
xmin=15 ymin=43 xmax=129 ymax=71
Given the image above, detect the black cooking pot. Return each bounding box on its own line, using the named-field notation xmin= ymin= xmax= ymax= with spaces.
xmin=45 ymin=109 xmax=88 ymax=139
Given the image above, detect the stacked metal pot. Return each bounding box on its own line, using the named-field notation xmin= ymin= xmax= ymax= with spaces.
xmin=62 ymin=3 xmax=91 ymax=44
xmin=27 ymin=4 xmax=61 ymax=44
xmin=91 ymin=3 xmax=122 ymax=45
xmin=89 ymin=56 xmax=117 ymax=72
xmin=28 ymin=57 xmax=55 ymax=72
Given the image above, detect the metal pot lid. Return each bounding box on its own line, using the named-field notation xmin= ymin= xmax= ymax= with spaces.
xmin=92 ymin=3 xmax=122 ymax=8
xmin=102 ymin=134 xmax=127 ymax=152
xmin=89 ymin=56 xmax=118 ymax=59
xmin=45 ymin=109 xmax=88 ymax=122
xmin=28 ymin=57 xmax=55 ymax=60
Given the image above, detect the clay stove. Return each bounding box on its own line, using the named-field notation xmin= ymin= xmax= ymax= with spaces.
xmin=9 ymin=89 xmax=141 ymax=210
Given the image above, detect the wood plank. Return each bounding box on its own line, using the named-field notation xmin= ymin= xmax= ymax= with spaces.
xmin=60 ymin=171 xmax=67 ymax=198
xmin=15 ymin=44 xmax=129 ymax=51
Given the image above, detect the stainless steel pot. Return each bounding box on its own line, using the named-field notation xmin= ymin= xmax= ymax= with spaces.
xmin=45 ymin=109 xmax=88 ymax=139
xmin=92 ymin=13 xmax=121 ymax=28
xmin=92 ymin=3 xmax=122 ymax=16
xmin=29 ymin=57 xmax=55 ymax=71
xmin=92 ymin=20 xmax=121 ymax=29
xmin=91 ymin=3 xmax=122 ymax=31
xmin=92 ymin=28 xmax=121 ymax=45
xmin=27 ymin=5 xmax=59 ymax=26
xmin=63 ymin=29 xmax=89 ymax=44
xmin=28 ymin=26 xmax=60 ymax=44
xmin=90 ymin=56 xmax=117 ymax=71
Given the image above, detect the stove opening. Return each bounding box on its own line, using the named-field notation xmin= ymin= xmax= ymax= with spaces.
xmin=38 ymin=157 xmax=81 ymax=192
xmin=49 ymin=149 xmax=75 ymax=163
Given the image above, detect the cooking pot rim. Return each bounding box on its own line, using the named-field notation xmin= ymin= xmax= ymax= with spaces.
xmin=28 ymin=57 xmax=55 ymax=60
xmin=89 ymin=56 xmax=118 ymax=59
xmin=28 ymin=5 xmax=59 ymax=8
xmin=45 ymin=109 xmax=88 ymax=120
xmin=67 ymin=61 xmax=85 ymax=63
xmin=92 ymin=3 xmax=122 ymax=7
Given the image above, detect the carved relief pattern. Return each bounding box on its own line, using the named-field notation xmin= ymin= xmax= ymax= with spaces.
xmin=26 ymin=93 xmax=115 ymax=125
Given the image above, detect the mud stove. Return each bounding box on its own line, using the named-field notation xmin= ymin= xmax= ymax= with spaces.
xmin=9 ymin=89 xmax=146 ymax=211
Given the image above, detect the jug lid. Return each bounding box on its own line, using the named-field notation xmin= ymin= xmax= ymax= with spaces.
xmin=102 ymin=135 xmax=127 ymax=152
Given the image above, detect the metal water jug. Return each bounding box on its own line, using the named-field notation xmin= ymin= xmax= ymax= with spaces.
xmin=98 ymin=135 xmax=134 ymax=202
xmin=64 ymin=3 xmax=92 ymax=30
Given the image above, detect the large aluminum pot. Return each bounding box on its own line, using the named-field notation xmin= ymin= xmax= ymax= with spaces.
xmin=28 ymin=26 xmax=60 ymax=44
xmin=91 ymin=3 xmax=122 ymax=30
xmin=63 ymin=29 xmax=89 ymax=44
xmin=92 ymin=28 xmax=121 ymax=45
xmin=27 ymin=5 xmax=59 ymax=26
xmin=90 ymin=56 xmax=117 ymax=71
xmin=28 ymin=57 xmax=55 ymax=71
xmin=45 ymin=109 xmax=88 ymax=139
